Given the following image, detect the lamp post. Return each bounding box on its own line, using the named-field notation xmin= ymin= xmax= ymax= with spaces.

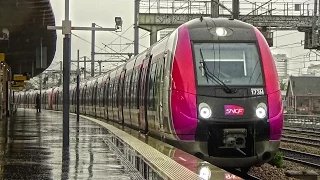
xmin=47 ymin=11 xmax=123 ymax=148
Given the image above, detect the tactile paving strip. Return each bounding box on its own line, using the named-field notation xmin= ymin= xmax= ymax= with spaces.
xmin=79 ymin=114 xmax=202 ymax=180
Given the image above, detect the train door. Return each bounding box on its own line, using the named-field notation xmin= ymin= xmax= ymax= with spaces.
xmin=118 ymin=70 xmax=126 ymax=124
xmin=139 ymin=55 xmax=153 ymax=133
xmin=158 ymin=53 xmax=166 ymax=134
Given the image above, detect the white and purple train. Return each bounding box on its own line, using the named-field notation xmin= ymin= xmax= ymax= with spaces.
xmin=15 ymin=17 xmax=283 ymax=170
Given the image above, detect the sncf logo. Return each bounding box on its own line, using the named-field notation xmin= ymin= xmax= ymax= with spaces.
xmin=224 ymin=105 xmax=244 ymax=116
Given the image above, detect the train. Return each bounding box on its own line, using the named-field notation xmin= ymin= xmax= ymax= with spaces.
xmin=14 ymin=17 xmax=283 ymax=171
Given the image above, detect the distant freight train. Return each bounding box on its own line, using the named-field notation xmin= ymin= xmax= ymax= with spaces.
xmin=15 ymin=17 xmax=283 ymax=171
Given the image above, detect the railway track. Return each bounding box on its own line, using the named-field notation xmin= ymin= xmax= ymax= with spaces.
xmin=280 ymin=147 xmax=320 ymax=169
xmin=283 ymin=127 xmax=320 ymax=136
xmin=281 ymin=134 xmax=320 ymax=148
xmin=283 ymin=128 xmax=320 ymax=141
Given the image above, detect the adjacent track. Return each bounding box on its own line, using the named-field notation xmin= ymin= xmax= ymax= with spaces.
xmin=280 ymin=148 xmax=320 ymax=169
xmin=283 ymin=127 xmax=320 ymax=136
xmin=281 ymin=134 xmax=320 ymax=148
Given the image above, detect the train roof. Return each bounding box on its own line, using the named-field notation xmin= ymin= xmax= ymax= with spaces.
xmin=185 ymin=17 xmax=258 ymax=41
xmin=185 ymin=17 xmax=254 ymax=30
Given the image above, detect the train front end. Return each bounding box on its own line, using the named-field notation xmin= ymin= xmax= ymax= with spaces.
xmin=170 ymin=17 xmax=283 ymax=169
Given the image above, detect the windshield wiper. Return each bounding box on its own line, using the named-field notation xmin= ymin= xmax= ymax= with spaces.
xmin=199 ymin=49 xmax=234 ymax=94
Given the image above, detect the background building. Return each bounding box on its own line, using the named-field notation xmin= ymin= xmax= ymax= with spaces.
xmin=286 ymin=76 xmax=320 ymax=114
xmin=273 ymin=54 xmax=288 ymax=81
xmin=307 ymin=64 xmax=320 ymax=76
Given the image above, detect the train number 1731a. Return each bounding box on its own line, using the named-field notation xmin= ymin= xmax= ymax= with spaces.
xmin=251 ymin=88 xmax=264 ymax=95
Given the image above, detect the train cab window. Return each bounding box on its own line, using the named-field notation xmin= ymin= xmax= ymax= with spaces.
xmin=193 ymin=43 xmax=263 ymax=86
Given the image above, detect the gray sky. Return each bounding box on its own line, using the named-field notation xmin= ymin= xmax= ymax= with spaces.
xmin=49 ymin=0 xmax=318 ymax=76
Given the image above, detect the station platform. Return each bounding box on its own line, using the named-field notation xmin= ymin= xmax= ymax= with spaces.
xmin=0 ymin=109 xmax=242 ymax=180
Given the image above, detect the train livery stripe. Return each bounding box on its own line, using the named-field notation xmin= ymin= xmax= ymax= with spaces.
xmin=171 ymin=24 xmax=198 ymax=141
xmin=254 ymin=28 xmax=283 ymax=140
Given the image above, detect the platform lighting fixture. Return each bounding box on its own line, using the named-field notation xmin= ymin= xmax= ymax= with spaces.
xmin=115 ymin=17 xmax=123 ymax=31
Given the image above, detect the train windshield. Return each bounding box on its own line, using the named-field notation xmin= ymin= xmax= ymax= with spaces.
xmin=193 ymin=43 xmax=264 ymax=86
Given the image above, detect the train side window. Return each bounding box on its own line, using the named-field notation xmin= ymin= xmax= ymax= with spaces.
xmin=119 ymin=75 xmax=124 ymax=108
xmin=107 ymin=80 xmax=110 ymax=107
xmin=90 ymin=86 xmax=92 ymax=106
xmin=123 ymin=74 xmax=127 ymax=108
xmin=127 ymin=71 xmax=133 ymax=108
xmin=71 ymin=90 xmax=74 ymax=105
xmin=127 ymin=73 xmax=131 ymax=108
xmin=148 ymin=63 xmax=157 ymax=110
xmin=100 ymin=84 xmax=104 ymax=107
xmin=102 ymin=83 xmax=105 ymax=107
xmin=93 ymin=84 xmax=97 ymax=107
xmin=95 ymin=84 xmax=98 ymax=107
xmin=133 ymin=68 xmax=140 ymax=108
xmin=84 ymin=88 xmax=87 ymax=106
xmin=109 ymin=80 xmax=114 ymax=107
xmin=80 ymin=88 xmax=84 ymax=106
xmin=136 ymin=67 xmax=143 ymax=108
xmin=153 ymin=62 xmax=159 ymax=110
xmin=113 ymin=78 xmax=118 ymax=108
xmin=130 ymin=70 xmax=136 ymax=109
xmin=98 ymin=84 xmax=102 ymax=107
xmin=126 ymin=71 xmax=132 ymax=108
xmin=91 ymin=86 xmax=94 ymax=106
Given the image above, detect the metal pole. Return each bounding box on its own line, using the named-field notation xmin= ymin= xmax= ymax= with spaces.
xmin=63 ymin=0 xmax=71 ymax=149
xmin=39 ymin=38 xmax=42 ymax=113
xmin=84 ymin=56 xmax=87 ymax=79
xmin=232 ymin=0 xmax=240 ymax=19
xmin=211 ymin=0 xmax=219 ymax=18
xmin=91 ymin=23 xmax=95 ymax=77
xmin=312 ymin=0 xmax=318 ymax=47
xmin=134 ymin=0 xmax=140 ymax=56
xmin=76 ymin=51 xmax=80 ymax=122
xmin=39 ymin=74 xmax=41 ymax=113
xmin=99 ymin=61 xmax=102 ymax=75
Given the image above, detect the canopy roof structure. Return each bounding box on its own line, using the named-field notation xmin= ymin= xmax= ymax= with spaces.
xmin=0 ymin=0 xmax=56 ymax=78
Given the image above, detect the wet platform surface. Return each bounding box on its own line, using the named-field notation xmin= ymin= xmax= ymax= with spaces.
xmin=0 ymin=109 xmax=132 ymax=180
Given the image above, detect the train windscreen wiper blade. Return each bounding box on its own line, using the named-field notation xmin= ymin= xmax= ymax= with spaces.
xmin=199 ymin=49 xmax=233 ymax=93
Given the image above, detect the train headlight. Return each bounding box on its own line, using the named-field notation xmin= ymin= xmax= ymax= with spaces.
xmin=256 ymin=103 xmax=267 ymax=119
xmin=216 ymin=27 xmax=227 ymax=36
xmin=199 ymin=103 xmax=212 ymax=119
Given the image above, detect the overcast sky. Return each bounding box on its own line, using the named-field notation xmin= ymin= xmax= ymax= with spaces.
xmin=49 ymin=0 xmax=318 ymax=76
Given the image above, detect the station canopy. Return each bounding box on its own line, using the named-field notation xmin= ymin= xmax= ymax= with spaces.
xmin=0 ymin=0 xmax=57 ymax=78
